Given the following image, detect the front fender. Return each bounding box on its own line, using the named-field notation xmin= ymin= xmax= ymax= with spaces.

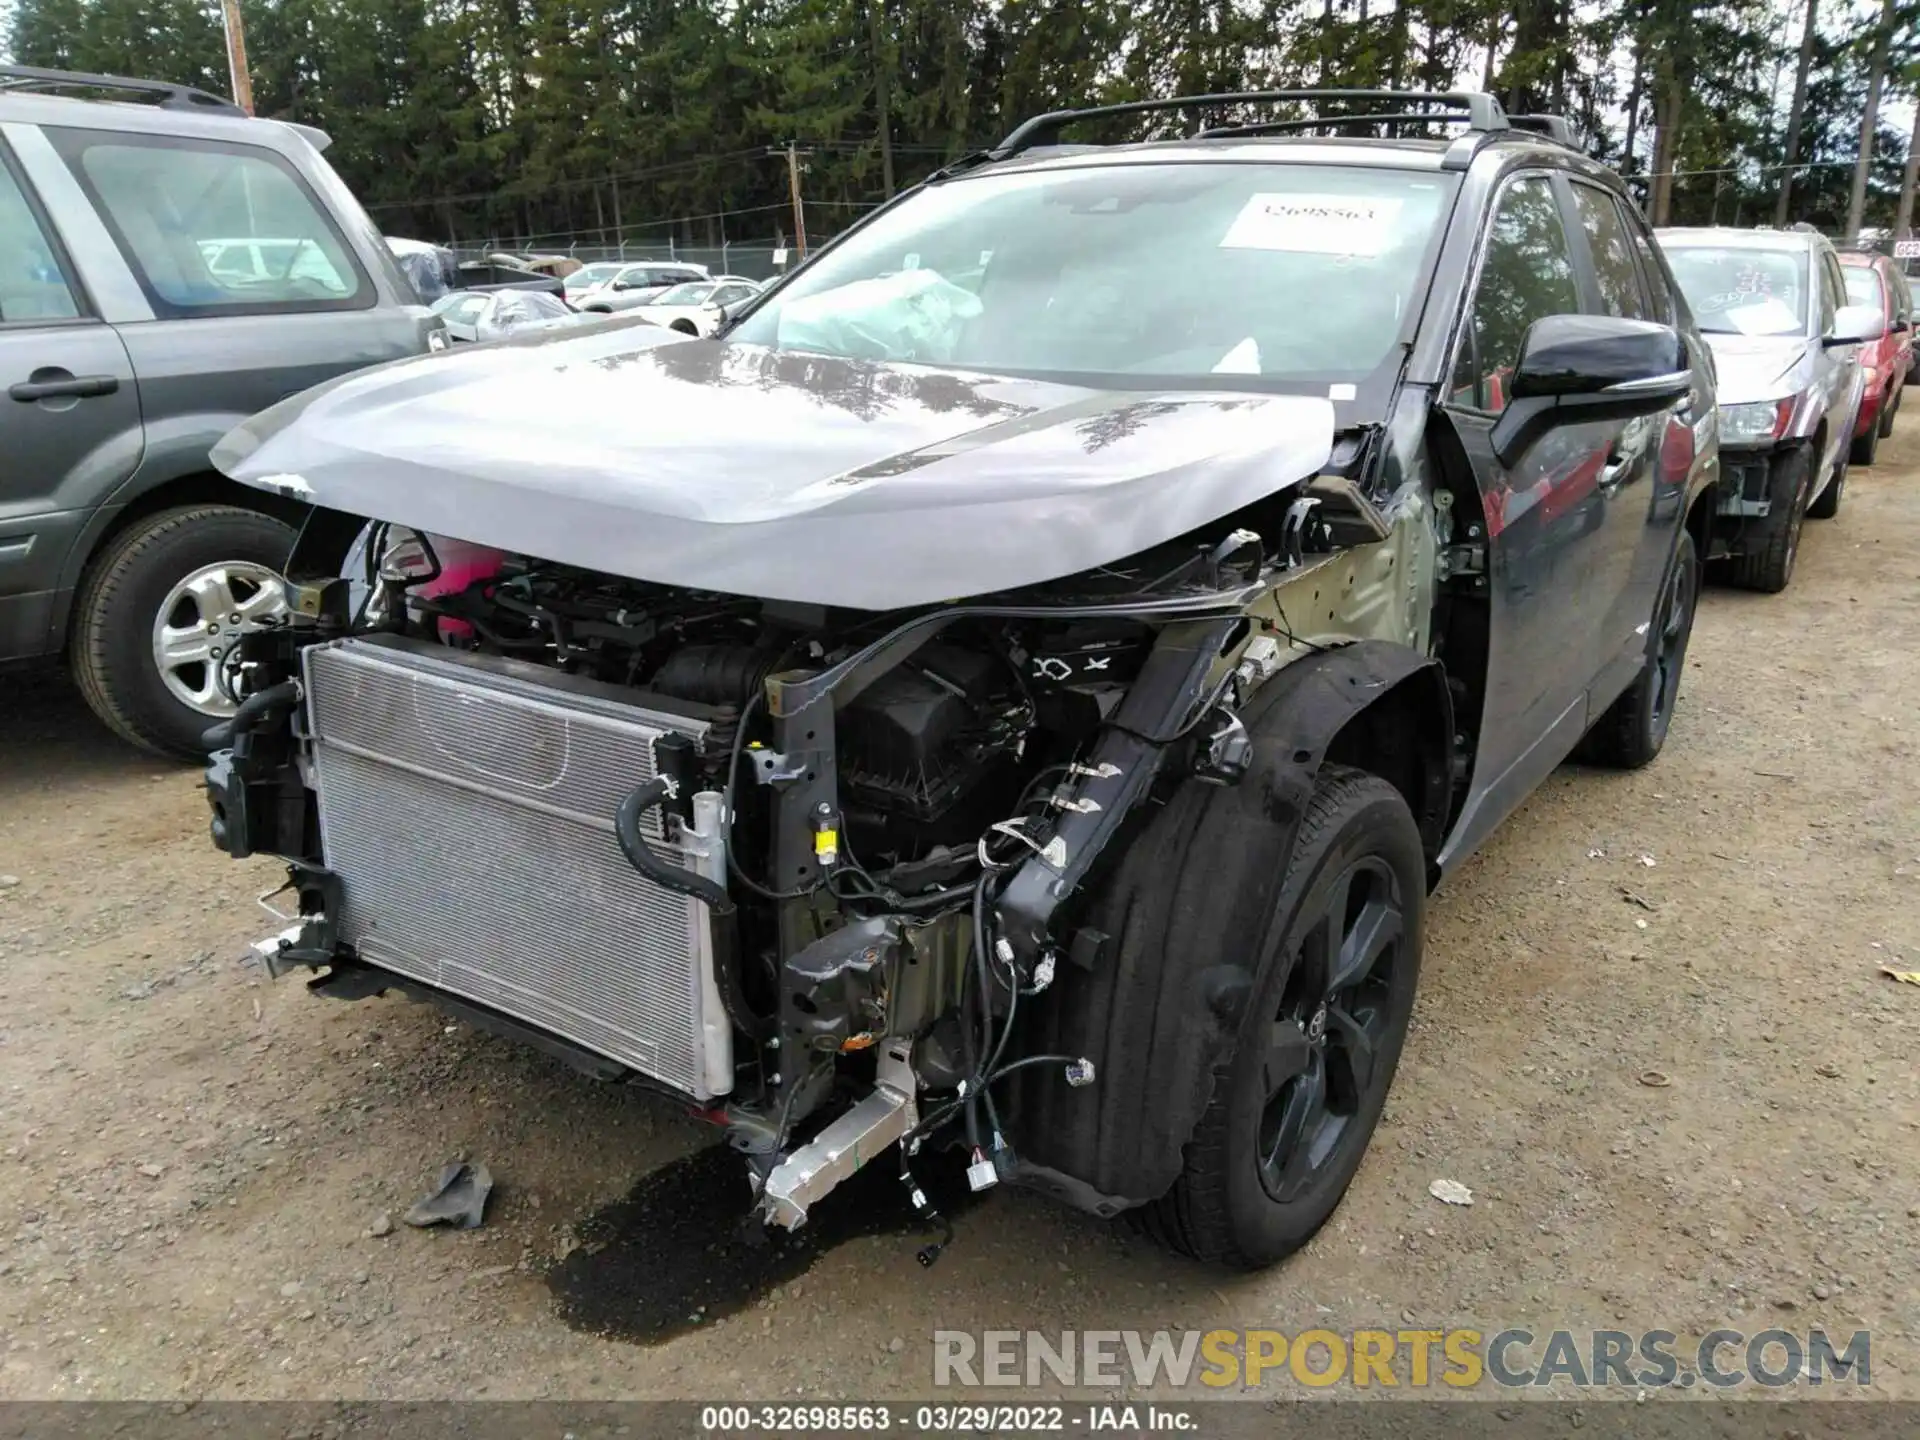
xmin=1007 ymin=640 xmax=1449 ymax=1214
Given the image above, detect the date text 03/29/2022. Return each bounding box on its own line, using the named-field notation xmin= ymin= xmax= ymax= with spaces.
xmin=699 ymin=1405 xmax=1196 ymax=1432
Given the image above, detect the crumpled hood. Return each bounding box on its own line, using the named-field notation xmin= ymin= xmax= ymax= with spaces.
xmin=1702 ymin=332 xmax=1813 ymax=406
xmin=213 ymin=324 xmax=1335 ymax=611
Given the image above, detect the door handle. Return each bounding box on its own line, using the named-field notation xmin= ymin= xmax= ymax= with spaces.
xmin=10 ymin=374 xmax=120 ymax=402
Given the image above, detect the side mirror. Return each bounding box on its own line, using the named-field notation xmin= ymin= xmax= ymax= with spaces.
xmin=1491 ymin=315 xmax=1690 ymax=468
xmin=1827 ymin=303 xmax=1884 ymax=346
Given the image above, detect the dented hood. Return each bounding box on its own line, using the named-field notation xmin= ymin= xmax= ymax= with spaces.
xmin=214 ymin=323 xmax=1336 ymax=610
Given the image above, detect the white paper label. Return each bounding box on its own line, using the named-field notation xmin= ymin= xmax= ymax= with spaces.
xmin=1220 ymin=194 xmax=1403 ymax=255
xmin=1723 ymin=298 xmax=1800 ymax=336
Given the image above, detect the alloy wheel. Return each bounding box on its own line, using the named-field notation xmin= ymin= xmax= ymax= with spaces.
xmin=1256 ymin=855 xmax=1405 ymax=1202
xmin=150 ymin=561 xmax=288 ymax=716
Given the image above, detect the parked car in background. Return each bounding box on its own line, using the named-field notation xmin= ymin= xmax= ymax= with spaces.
xmin=563 ymin=261 xmax=626 ymax=303
xmin=632 ymin=276 xmax=762 ymax=335
xmin=574 ymin=261 xmax=710 ymax=313
xmin=0 ymin=63 xmax=443 ymax=757
xmin=207 ymin=90 xmax=1716 ymax=1271
xmin=385 ymin=235 xmax=458 ymax=302
xmin=1659 ymin=226 xmax=1876 ymax=592
xmin=430 ymin=287 xmax=590 ymax=343
xmin=1838 ymin=250 xmax=1913 ymax=464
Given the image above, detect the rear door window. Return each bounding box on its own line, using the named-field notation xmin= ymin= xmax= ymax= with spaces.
xmin=48 ymin=129 xmax=371 ymax=317
xmin=0 ymin=151 xmax=82 ymax=324
xmin=1569 ymin=183 xmax=1650 ymax=320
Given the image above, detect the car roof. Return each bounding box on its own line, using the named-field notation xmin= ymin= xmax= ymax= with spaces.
xmin=0 ymin=86 xmax=329 ymax=153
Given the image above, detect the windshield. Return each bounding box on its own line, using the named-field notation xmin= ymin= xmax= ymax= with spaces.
xmin=1663 ymin=245 xmax=1809 ymax=336
xmin=1843 ymin=265 xmax=1884 ymax=311
xmin=569 ymin=264 xmax=621 ymax=288
xmin=653 ymin=282 xmax=716 ymax=306
xmin=729 ymin=162 xmax=1454 ymax=385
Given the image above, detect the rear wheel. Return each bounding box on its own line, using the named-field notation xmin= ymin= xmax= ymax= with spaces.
xmin=1580 ymin=531 xmax=1698 ymax=769
xmin=70 ymin=504 xmax=295 ymax=759
xmin=1878 ymin=384 xmax=1900 ymax=439
xmin=1137 ymin=767 xmax=1424 ymax=1269
xmin=1727 ymin=446 xmax=1809 ymax=592
xmin=1809 ymin=440 xmax=1848 ymax=519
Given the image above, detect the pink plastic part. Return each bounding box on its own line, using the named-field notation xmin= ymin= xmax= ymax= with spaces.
xmin=414 ymin=535 xmax=506 ymax=642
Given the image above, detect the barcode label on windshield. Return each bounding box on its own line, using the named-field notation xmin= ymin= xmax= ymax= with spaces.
xmin=1220 ymin=194 xmax=1403 ymax=256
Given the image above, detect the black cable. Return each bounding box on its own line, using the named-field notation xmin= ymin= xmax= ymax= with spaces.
xmin=987 ymin=1053 xmax=1082 ymax=1084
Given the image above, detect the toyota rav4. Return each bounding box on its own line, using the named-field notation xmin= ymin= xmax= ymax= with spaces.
xmin=203 ymin=91 xmax=1717 ymax=1269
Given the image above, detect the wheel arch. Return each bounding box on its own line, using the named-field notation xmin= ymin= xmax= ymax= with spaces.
xmin=1008 ymin=640 xmax=1452 ymax=1216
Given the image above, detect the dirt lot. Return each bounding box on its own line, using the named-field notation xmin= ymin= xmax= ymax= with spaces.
xmin=2 ymin=435 xmax=1917 ymax=1404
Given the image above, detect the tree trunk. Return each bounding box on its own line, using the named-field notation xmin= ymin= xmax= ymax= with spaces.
xmin=1649 ymin=65 xmax=1683 ymax=226
xmin=1846 ymin=0 xmax=1897 ymax=240
xmin=1897 ymin=99 xmax=1920 ymax=240
xmin=1774 ymin=0 xmax=1818 ymax=225
xmin=1622 ymin=41 xmax=1645 ymax=177
xmin=865 ymin=0 xmax=895 ymax=196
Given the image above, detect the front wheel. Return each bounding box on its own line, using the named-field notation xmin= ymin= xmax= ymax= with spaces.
xmin=1727 ymin=446 xmax=1809 ymax=592
xmin=1139 ymin=767 xmax=1424 ymax=1269
xmin=70 ymin=504 xmax=296 ymax=758
xmin=1848 ymin=414 xmax=1879 ymax=468
xmin=1878 ymin=384 xmax=1900 ymax=439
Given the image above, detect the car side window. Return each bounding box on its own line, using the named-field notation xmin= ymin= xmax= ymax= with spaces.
xmin=1817 ymin=251 xmax=1841 ymax=333
xmin=1569 ymin=183 xmax=1650 ymax=321
xmin=48 ymin=128 xmax=370 ymax=318
xmin=0 ymin=156 xmax=82 ymax=324
xmin=1449 ymin=175 xmax=1581 ymax=415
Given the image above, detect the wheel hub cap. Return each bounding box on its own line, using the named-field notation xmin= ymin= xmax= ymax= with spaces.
xmin=151 ymin=561 xmax=289 ymax=717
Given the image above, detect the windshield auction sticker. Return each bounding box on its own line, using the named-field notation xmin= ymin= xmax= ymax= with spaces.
xmin=1219 ymin=194 xmax=1403 ymax=255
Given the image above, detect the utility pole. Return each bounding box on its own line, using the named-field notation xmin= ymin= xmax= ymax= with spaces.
xmin=772 ymin=142 xmax=811 ymax=259
xmin=864 ymin=0 xmax=895 ymax=196
xmin=219 ymin=0 xmax=255 ymax=115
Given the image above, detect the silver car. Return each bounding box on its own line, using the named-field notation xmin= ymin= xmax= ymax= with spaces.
xmin=1658 ymin=226 xmax=1879 ymax=593
xmin=573 ymin=261 xmax=709 ymax=314
xmin=429 ymin=287 xmax=585 ymax=343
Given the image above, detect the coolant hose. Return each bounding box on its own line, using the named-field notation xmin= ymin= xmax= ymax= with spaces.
xmin=615 ymin=779 xmax=736 ymax=915
xmin=201 ymin=680 xmax=300 ymax=753
xmin=615 ymin=779 xmax=770 ymax=1041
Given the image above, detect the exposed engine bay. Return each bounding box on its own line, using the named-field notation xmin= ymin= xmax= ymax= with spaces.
xmin=205 ymin=460 xmax=1440 ymax=1242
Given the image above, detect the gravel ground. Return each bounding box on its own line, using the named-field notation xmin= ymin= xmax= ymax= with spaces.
xmin=1 ymin=434 xmax=1916 ymax=1402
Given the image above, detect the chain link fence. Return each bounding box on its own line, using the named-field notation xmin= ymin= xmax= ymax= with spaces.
xmin=445 ymin=230 xmax=872 ymax=282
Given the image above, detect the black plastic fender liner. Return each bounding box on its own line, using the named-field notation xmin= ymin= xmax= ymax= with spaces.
xmin=1006 ymin=640 xmax=1450 ymax=1213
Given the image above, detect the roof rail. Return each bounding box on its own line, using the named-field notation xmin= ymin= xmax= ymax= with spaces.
xmin=0 ymin=63 xmax=242 ymax=115
xmin=993 ymin=89 xmax=1509 ymax=160
xmin=1507 ymin=114 xmax=1580 ymax=148
xmin=1196 ymin=111 xmax=1486 ymax=140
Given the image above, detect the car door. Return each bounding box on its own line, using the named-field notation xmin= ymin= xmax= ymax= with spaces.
xmin=1812 ymin=249 xmax=1856 ymax=473
xmin=1437 ymin=170 xmax=1657 ymax=823
xmin=0 ymin=141 xmax=140 ymax=661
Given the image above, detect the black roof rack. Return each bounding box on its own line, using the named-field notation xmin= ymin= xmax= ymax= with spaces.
xmin=1507 ymin=114 xmax=1580 ymax=148
xmin=993 ymin=89 xmax=1510 ymax=162
xmin=1196 ymin=110 xmax=1493 ymax=140
xmin=0 ymin=64 xmax=242 ymax=115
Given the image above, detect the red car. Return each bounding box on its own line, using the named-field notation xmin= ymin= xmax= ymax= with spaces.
xmin=1839 ymin=251 xmax=1914 ymax=466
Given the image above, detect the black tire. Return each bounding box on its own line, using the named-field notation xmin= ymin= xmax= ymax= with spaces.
xmin=1809 ymin=440 xmax=1848 ymax=519
xmin=70 ymin=504 xmax=296 ymax=759
xmin=670 ymin=319 xmax=699 ymax=336
xmin=1847 ymin=414 xmax=1879 ymax=469
xmin=1727 ymin=445 xmax=1810 ymax=592
xmin=1878 ymin=385 xmax=1899 ymax=439
xmin=1135 ymin=766 xmax=1424 ymax=1269
xmin=1580 ymin=531 xmax=1699 ymax=770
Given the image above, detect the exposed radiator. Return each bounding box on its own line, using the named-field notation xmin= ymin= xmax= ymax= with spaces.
xmin=301 ymin=635 xmax=732 ymax=1099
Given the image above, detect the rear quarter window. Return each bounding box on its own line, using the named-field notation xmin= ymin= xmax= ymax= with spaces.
xmin=48 ymin=128 xmax=372 ymax=318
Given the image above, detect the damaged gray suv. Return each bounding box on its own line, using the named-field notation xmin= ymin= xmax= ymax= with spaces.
xmin=204 ymin=91 xmax=1717 ymax=1268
